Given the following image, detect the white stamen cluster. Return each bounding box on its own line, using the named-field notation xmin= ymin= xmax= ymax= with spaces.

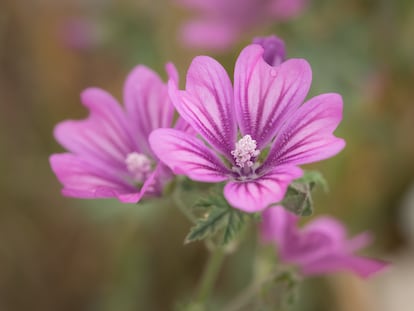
xmin=231 ymin=135 xmax=260 ymax=168
xmin=125 ymin=152 xmax=152 ymax=182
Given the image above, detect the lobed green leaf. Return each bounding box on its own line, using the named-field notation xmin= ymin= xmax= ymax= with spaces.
xmin=185 ymin=189 xmax=250 ymax=245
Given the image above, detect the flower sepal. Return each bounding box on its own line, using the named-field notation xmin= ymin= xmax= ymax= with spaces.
xmin=280 ymin=170 xmax=328 ymax=216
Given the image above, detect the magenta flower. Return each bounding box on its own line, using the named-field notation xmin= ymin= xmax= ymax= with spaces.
xmin=260 ymin=206 xmax=388 ymax=278
xmin=176 ymin=0 xmax=308 ymax=50
xmin=50 ymin=64 xmax=184 ymax=203
xmin=149 ymin=43 xmax=345 ymax=212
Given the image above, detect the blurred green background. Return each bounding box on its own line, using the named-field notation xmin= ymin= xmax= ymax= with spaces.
xmin=1 ymin=0 xmax=414 ymax=310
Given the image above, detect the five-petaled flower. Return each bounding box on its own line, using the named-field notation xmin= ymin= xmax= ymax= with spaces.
xmin=50 ymin=63 xmax=187 ymax=203
xmin=150 ymin=42 xmax=345 ymax=212
xmin=176 ymin=0 xmax=308 ymax=50
xmin=260 ymin=206 xmax=388 ymax=277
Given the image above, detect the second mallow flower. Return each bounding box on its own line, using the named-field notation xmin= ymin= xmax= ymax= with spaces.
xmin=50 ymin=64 xmax=186 ymax=203
xmin=150 ymin=43 xmax=345 ymax=212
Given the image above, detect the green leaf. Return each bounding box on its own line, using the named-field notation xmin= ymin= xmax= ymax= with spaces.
xmin=185 ymin=189 xmax=249 ymax=245
xmin=259 ymin=270 xmax=300 ymax=310
xmin=222 ymin=209 xmax=246 ymax=245
xmin=193 ymin=195 xmax=227 ymax=211
xmin=184 ymin=208 xmax=229 ymax=244
xmin=297 ymin=170 xmax=329 ymax=192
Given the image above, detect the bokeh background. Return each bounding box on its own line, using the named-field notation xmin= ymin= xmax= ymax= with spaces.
xmin=1 ymin=0 xmax=414 ymax=310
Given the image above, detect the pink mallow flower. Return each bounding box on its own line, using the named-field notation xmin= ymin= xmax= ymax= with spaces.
xmin=50 ymin=64 xmax=185 ymax=203
xmin=176 ymin=0 xmax=308 ymax=50
xmin=261 ymin=206 xmax=388 ymax=278
xmin=149 ymin=42 xmax=345 ymax=212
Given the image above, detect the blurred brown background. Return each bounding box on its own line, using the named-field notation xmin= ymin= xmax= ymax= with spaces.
xmin=1 ymin=0 xmax=414 ymax=310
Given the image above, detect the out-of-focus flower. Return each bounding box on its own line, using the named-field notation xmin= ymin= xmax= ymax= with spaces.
xmin=149 ymin=42 xmax=345 ymax=212
xmin=176 ymin=0 xmax=308 ymax=51
xmin=260 ymin=206 xmax=388 ymax=278
xmin=50 ymin=64 xmax=183 ymax=203
xmin=59 ymin=18 xmax=103 ymax=51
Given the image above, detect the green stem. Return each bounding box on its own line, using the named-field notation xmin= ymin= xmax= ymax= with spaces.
xmin=222 ymin=281 xmax=259 ymax=311
xmin=194 ymin=246 xmax=226 ymax=310
xmin=222 ymin=267 xmax=293 ymax=311
xmin=172 ymin=187 xmax=197 ymax=224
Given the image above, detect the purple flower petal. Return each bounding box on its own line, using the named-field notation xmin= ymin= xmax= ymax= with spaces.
xmin=301 ymin=219 xmax=371 ymax=256
xmin=165 ymin=62 xmax=196 ymax=134
xmin=301 ymin=254 xmax=389 ymax=278
xmin=260 ymin=205 xmax=298 ymax=247
xmin=302 ymin=217 xmax=347 ymax=246
xmin=346 ymin=232 xmax=373 ymax=252
xmin=260 ymin=206 xmax=389 ymax=278
xmin=117 ymin=164 xmax=162 ymax=203
xmin=51 ymin=65 xmax=179 ymax=203
xmin=179 ymin=19 xmax=240 ymax=51
xmin=234 ymin=44 xmax=312 ymax=149
xmin=149 ymin=128 xmax=230 ymax=182
xmin=176 ymin=0 xmax=308 ymax=50
xmin=124 ymin=65 xmax=174 ymax=155
xmin=224 ymin=166 xmax=303 ymax=212
xmin=168 ymin=56 xmax=237 ymax=156
xmin=269 ymin=0 xmax=308 ymax=20
xmin=261 ymin=208 xmax=342 ymax=266
xmin=54 ymin=88 xmax=136 ymax=168
xmin=165 ymin=62 xmax=179 ymax=86
xmin=262 ymin=93 xmax=346 ymax=171
xmin=50 ymin=153 xmax=138 ymax=201
xmin=283 ymin=217 xmax=348 ymax=266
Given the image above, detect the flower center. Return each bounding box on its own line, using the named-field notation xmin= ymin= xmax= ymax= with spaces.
xmin=125 ymin=152 xmax=152 ymax=183
xmin=231 ymin=135 xmax=260 ymax=169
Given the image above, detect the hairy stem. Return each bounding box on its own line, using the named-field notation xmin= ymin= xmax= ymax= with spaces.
xmin=194 ymin=246 xmax=226 ymax=310
xmin=223 ymin=266 xmax=296 ymax=311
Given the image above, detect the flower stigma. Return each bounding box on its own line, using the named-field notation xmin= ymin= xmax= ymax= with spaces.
xmin=231 ymin=135 xmax=260 ymax=178
xmin=125 ymin=152 xmax=152 ymax=183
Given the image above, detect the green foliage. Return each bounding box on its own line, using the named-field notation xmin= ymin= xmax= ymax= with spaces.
xmin=184 ymin=188 xmax=250 ymax=246
xmin=282 ymin=182 xmax=314 ymax=216
xmin=258 ymin=270 xmax=300 ymax=311
xmin=281 ymin=170 xmax=328 ymax=216
xmin=296 ymin=170 xmax=328 ymax=192
xmin=184 ymin=171 xmax=327 ymax=245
